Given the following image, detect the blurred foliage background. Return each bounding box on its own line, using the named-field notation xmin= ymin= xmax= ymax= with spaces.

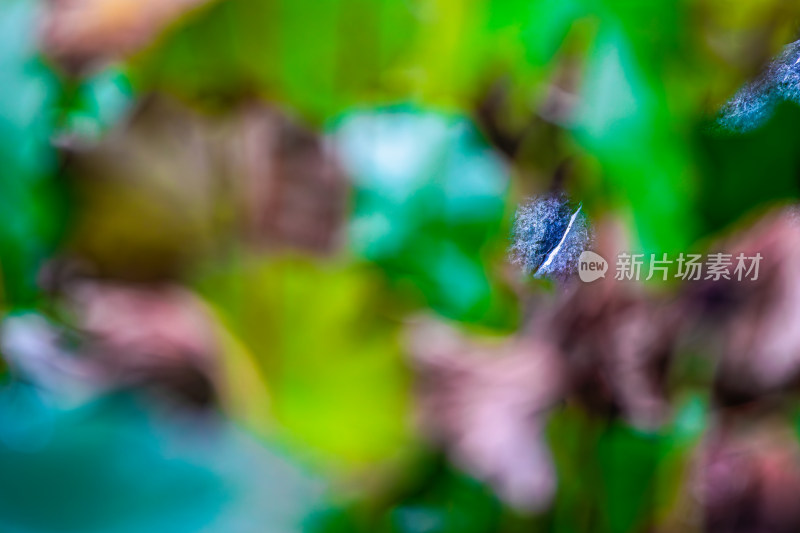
xmin=2 ymin=0 xmax=800 ymax=531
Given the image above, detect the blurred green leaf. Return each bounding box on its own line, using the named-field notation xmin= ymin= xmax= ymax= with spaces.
xmin=59 ymin=66 xmax=134 ymax=142
xmin=572 ymin=22 xmax=697 ymax=253
xmin=386 ymin=464 xmax=502 ymax=533
xmin=332 ymin=107 xmax=516 ymax=327
xmin=198 ymin=256 xmax=413 ymax=468
xmin=547 ymin=397 xmax=707 ymax=533
xmin=131 ymin=0 xmax=419 ymax=120
xmin=697 ymin=101 xmax=800 ymax=234
xmin=0 ymin=0 xmax=64 ymax=306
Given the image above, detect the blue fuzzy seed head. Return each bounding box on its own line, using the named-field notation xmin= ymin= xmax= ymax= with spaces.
xmin=510 ymin=193 xmax=592 ymax=279
xmin=718 ymin=39 xmax=800 ymax=132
